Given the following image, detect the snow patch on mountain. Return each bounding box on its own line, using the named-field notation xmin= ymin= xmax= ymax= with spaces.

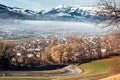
xmin=54 ymin=12 xmax=71 ymax=17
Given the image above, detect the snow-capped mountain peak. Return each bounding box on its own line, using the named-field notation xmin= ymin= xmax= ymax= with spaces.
xmin=0 ymin=4 xmax=102 ymax=21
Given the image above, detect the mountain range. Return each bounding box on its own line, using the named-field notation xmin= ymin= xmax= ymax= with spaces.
xmin=0 ymin=4 xmax=101 ymax=21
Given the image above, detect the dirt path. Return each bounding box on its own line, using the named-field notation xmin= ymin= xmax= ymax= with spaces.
xmin=0 ymin=65 xmax=82 ymax=77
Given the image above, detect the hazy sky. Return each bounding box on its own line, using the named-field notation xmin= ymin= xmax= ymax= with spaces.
xmin=0 ymin=0 xmax=98 ymax=10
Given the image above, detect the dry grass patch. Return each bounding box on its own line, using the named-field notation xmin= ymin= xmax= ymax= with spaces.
xmin=100 ymin=74 xmax=120 ymax=80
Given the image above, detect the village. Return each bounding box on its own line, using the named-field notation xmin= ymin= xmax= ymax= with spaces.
xmin=9 ymin=33 xmax=120 ymax=67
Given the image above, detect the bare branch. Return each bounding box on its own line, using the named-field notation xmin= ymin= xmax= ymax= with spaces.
xmin=96 ymin=0 xmax=120 ymax=31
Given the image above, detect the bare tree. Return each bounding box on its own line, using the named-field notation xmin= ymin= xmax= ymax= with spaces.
xmin=0 ymin=42 xmax=13 ymax=68
xmin=96 ymin=0 xmax=120 ymax=30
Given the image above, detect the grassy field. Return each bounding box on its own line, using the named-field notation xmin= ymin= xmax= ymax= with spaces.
xmin=52 ymin=56 xmax=120 ymax=80
xmin=79 ymin=58 xmax=111 ymax=76
xmin=0 ymin=56 xmax=120 ymax=80
xmin=4 ymin=39 xmax=27 ymax=44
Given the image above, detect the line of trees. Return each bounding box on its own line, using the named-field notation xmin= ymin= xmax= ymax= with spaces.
xmin=0 ymin=33 xmax=119 ymax=68
xmin=43 ymin=34 xmax=120 ymax=64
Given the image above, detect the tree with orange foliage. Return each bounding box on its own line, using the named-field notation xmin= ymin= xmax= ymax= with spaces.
xmin=43 ymin=43 xmax=83 ymax=64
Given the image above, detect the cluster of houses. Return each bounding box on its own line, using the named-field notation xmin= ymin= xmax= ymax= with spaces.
xmin=9 ymin=34 xmax=120 ymax=67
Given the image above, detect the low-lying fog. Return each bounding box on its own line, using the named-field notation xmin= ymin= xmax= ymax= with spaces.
xmin=0 ymin=19 xmax=106 ymax=35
